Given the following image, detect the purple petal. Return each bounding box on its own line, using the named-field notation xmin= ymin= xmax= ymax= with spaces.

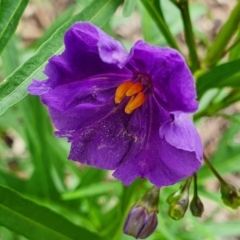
xmin=27 ymin=80 xmax=51 ymax=95
xmin=68 ymin=103 xmax=134 ymax=170
xmin=146 ymin=139 xmax=202 ymax=186
xmin=159 ymin=112 xmax=203 ymax=160
xmin=42 ymin=74 xmax=130 ymax=134
xmin=45 ymin=22 xmax=129 ymax=86
xmin=123 ymin=207 xmax=147 ymax=238
xmin=113 ymin=98 xmax=202 ymax=187
xmin=28 ymin=22 xmax=130 ymax=94
xmin=138 ymin=212 xmax=158 ymax=239
xmin=125 ymin=41 xmax=198 ymax=113
xmin=67 ymin=90 xmax=161 ymax=171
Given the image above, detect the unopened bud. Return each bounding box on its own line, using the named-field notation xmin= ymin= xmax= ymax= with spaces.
xmin=190 ymin=195 xmax=204 ymax=217
xmin=123 ymin=186 xmax=160 ymax=239
xmin=167 ymin=178 xmax=192 ymax=220
xmin=220 ymin=182 xmax=240 ymax=209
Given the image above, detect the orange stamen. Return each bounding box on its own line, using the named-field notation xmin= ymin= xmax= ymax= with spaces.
xmin=126 ymin=82 xmax=143 ymax=96
xmin=125 ymin=92 xmax=146 ymax=114
xmin=115 ymin=81 xmax=133 ymax=104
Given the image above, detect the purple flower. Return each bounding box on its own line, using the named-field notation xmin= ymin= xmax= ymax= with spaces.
xmin=28 ymin=22 xmax=203 ymax=187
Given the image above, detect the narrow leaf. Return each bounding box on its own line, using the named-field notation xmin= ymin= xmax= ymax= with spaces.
xmin=196 ymin=59 xmax=240 ymax=98
xmin=0 ymin=184 xmax=102 ymax=240
xmin=0 ymin=0 xmax=123 ymax=116
xmin=0 ymin=0 xmax=29 ymax=54
xmin=62 ymin=181 xmax=121 ymax=200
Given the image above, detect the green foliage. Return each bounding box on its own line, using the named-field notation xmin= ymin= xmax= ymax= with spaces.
xmin=0 ymin=0 xmax=29 ymax=54
xmin=0 ymin=184 xmax=101 ymax=240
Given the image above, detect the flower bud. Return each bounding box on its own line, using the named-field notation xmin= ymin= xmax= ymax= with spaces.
xmin=123 ymin=186 xmax=160 ymax=239
xmin=167 ymin=178 xmax=192 ymax=220
xmin=190 ymin=195 xmax=204 ymax=217
xmin=220 ymin=182 xmax=240 ymax=209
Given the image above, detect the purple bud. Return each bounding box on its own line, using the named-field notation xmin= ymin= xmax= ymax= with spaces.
xmin=123 ymin=186 xmax=160 ymax=239
xmin=123 ymin=206 xmax=158 ymax=239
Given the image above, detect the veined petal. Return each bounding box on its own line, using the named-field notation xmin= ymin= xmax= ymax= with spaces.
xmin=42 ymin=75 xmax=130 ymax=134
xmin=68 ymin=103 xmax=134 ymax=170
xmin=113 ymin=98 xmax=201 ymax=187
xmin=146 ymin=139 xmax=202 ymax=186
xmin=125 ymin=41 xmax=198 ymax=113
xmin=159 ymin=112 xmax=203 ymax=160
xmin=28 ymin=22 xmax=130 ymax=94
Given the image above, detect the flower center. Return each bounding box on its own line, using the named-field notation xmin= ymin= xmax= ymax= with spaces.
xmin=114 ymin=80 xmax=147 ymax=114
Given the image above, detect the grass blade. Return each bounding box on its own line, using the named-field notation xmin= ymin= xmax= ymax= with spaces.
xmin=0 ymin=184 xmax=102 ymax=240
xmin=0 ymin=0 xmax=29 ymax=54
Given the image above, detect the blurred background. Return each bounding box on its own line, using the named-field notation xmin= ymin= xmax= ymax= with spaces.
xmin=1 ymin=0 xmax=240 ymax=239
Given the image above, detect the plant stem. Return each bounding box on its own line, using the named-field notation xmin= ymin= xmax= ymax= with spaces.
xmin=203 ymin=153 xmax=225 ymax=184
xmin=176 ymin=0 xmax=200 ymax=71
xmin=140 ymin=0 xmax=180 ymax=51
xmin=193 ymin=173 xmax=198 ymax=196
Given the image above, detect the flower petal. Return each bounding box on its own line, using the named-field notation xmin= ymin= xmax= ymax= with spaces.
xmin=146 ymin=139 xmax=202 ymax=186
xmin=41 ymin=75 xmax=130 ymax=134
xmin=45 ymin=22 xmax=129 ymax=85
xmin=125 ymin=41 xmax=198 ymax=113
xmin=68 ymin=104 xmax=135 ymax=170
xmin=68 ymin=93 xmax=152 ymax=170
xmin=28 ymin=22 xmax=130 ymax=95
xmin=113 ymin=98 xmax=202 ymax=187
xmin=114 ymin=138 xmax=202 ymax=187
xmin=28 ymin=80 xmax=51 ymax=95
xmin=159 ymin=112 xmax=203 ymax=160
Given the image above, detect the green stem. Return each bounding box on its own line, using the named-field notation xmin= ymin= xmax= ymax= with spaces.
xmin=193 ymin=173 xmax=198 ymax=196
xmin=203 ymin=153 xmax=225 ymax=184
xmin=203 ymin=1 xmax=240 ymax=67
xmin=140 ymin=0 xmax=180 ymax=51
xmin=176 ymin=0 xmax=200 ymax=71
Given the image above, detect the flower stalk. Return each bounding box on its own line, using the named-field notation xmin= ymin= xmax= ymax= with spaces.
xmin=203 ymin=153 xmax=225 ymax=184
xmin=190 ymin=174 xmax=204 ymax=217
xmin=204 ymin=153 xmax=240 ymax=209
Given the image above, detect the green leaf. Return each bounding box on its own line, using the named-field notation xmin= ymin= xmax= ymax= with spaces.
xmin=62 ymin=181 xmax=121 ymax=200
xmin=0 ymin=0 xmax=29 ymax=54
xmin=122 ymin=0 xmax=137 ymax=17
xmin=0 ymin=0 xmax=123 ymax=116
xmin=196 ymin=59 xmax=240 ymax=98
xmin=203 ymin=1 xmax=240 ymax=67
xmin=0 ymin=184 xmax=102 ymax=240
